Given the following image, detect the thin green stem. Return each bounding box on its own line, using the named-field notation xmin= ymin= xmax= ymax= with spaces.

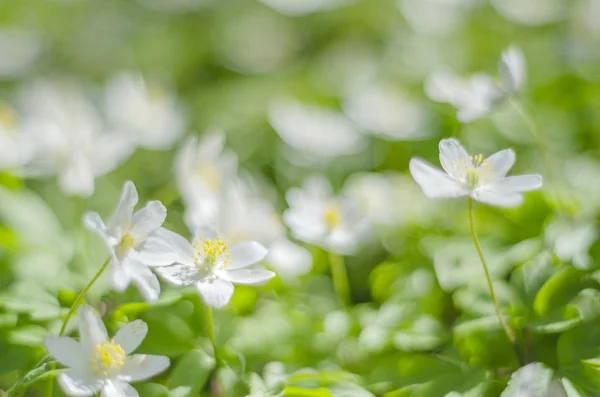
xmin=468 ymin=198 xmax=522 ymax=365
xmin=328 ymin=251 xmax=351 ymax=306
xmin=206 ymin=306 xmax=219 ymax=368
xmin=44 ymin=257 xmax=111 ymax=397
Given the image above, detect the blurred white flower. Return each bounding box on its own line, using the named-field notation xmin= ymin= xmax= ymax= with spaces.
xmin=397 ymin=0 xmax=479 ymax=37
xmin=283 ymin=175 xmax=370 ymax=255
xmin=176 ymin=129 xmax=238 ymax=227
xmin=45 ymin=305 xmax=169 ymax=397
xmin=343 ymin=82 xmax=429 ymax=141
xmin=409 ymin=138 xmax=542 ymax=207
xmin=259 ymin=0 xmax=349 ymax=16
xmin=0 ymin=103 xmax=34 ymax=169
xmin=545 ymin=219 xmax=597 ymax=270
xmin=268 ymin=98 xmax=367 ymax=164
xmin=105 ymin=72 xmax=186 ymax=150
xmin=18 ymin=80 xmax=136 ymax=197
xmin=83 ymin=181 xmax=177 ymax=302
xmin=425 ymin=46 xmax=526 ymax=122
xmin=490 ymin=0 xmax=565 ymax=26
xmin=155 ymin=226 xmax=274 ymax=308
xmin=0 ymin=29 xmax=41 ymax=79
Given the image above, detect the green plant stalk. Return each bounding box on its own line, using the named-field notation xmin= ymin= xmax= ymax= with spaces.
xmin=206 ymin=306 xmax=220 ymax=368
xmin=44 ymin=256 xmax=112 ymax=397
xmin=468 ymin=198 xmax=523 ymax=365
xmin=328 ymin=251 xmax=351 ymax=306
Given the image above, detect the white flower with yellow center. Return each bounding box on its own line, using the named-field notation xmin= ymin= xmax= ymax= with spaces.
xmin=283 ymin=175 xmax=370 ymax=255
xmin=409 ymin=138 xmax=542 ymax=207
xmin=154 ymin=226 xmax=274 ymax=308
xmin=83 ymin=181 xmax=177 ymax=302
xmin=45 ymin=305 xmax=169 ymax=397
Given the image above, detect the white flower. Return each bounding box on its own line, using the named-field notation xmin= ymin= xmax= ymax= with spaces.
xmin=268 ymin=98 xmax=366 ymax=165
xmin=105 ymin=72 xmax=186 ymax=150
xmin=259 ymin=0 xmax=349 ymax=16
xmin=0 ymin=103 xmax=34 ymax=169
xmin=424 ymin=46 xmax=526 ymax=123
xmin=154 ymin=226 xmax=274 ymax=308
xmin=283 ymin=175 xmax=370 ymax=255
xmin=175 ymin=129 xmax=238 ymax=228
xmin=409 ymin=138 xmax=542 ymax=207
xmin=83 ymin=181 xmax=176 ymax=302
xmin=18 ymin=80 xmax=136 ymax=197
xmin=45 ymin=305 xmax=169 ymax=397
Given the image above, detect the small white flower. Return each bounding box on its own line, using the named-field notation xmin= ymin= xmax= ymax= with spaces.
xmin=45 ymin=305 xmax=169 ymax=397
xmin=283 ymin=175 xmax=370 ymax=255
xmin=259 ymin=0 xmax=349 ymax=16
xmin=175 ymin=129 xmax=238 ymax=228
xmin=409 ymin=138 xmax=542 ymax=207
xmin=425 ymin=46 xmax=526 ymax=123
xmin=0 ymin=103 xmax=34 ymax=169
xmin=83 ymin=181 xmax=176 ymax=302
xmin=105 ymin=72 xmax=186 ymax=150
xmin=154 ymin=226 xmax=274 ymax=308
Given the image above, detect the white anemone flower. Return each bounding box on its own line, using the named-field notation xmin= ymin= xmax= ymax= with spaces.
xmin=283 ymin=175 xmax=370 ymax=255
xmin=105 ymin=72 xmax=186 ymax=150
xmin=0 ymin=103 xmax=34 ymax=169
xmin=424 ymin=46 xmax=526 ymax=123
xmin=409 ymin=138 xmax=542 ymax=207
xmin=18 ymin=80 xmax=136 ymax=197
xmin=175 ymin=129 xmax=238 ymax=227
xmin=154 ymin=226 xmax=275 ymax=308
xmin=83 ymin=181 xmax=176 ymax=302
xmin=45 ymin=305 xmax=169 ymax=397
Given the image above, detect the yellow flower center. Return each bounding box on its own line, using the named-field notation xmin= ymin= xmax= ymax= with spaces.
xmin=116 ymin=233 xmax=136 ymax=257
xmin=0 ymin=104 xmax=17 ymax=130
xmin=324 ymin=204 xmax=342 ymax=229
xmin=193 ymin=236 xmax=230 ymax=271
xmin=90 ymin=339 xmax=126 ymax=377
xmin=450 ymin=154 xmax=493 ymax=189
xmin=194 ymin=165 xmax=221 ymax=192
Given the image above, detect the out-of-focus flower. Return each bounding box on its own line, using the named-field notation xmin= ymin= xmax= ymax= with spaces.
xmin=18 ymin=80 xmax=136 ymax=197
xmin=105 ymin=72 xmax=186 ymax=150
xmin=425 ymin=47 xmax=526 ymax=122
xmin=155 ymin=226 xmax=274 ymax=308
xmin=283 ymin=175 xmax=370 ymax=255
xmin=268 ymin=98 xmax=367 ymax=165
xmin=0 ymin=103 xmax=34 ymax=169
xmin=83 ymin=181 xmax=176 ymax=302
xmin=175 ymin=129 xmax=238 ymax=227
xmin=259 ymin=0 xmax=349 ymax=16
xmin=45 ymin=305 xmax=169 ymax=397
xmin=545 ymin=219 xmax=597 ymax=270
xmin=409 ymin=138 xmax=542 ymax=207
xmin=490 ymin=0 xmax=565 ymax=26
xmin=0 ymin=29 xmax=41 ymax=79
xmin=397 ymin=0 xmax=479 ymax=37
xmin=343 ymin=82 xmax=429 ymax=141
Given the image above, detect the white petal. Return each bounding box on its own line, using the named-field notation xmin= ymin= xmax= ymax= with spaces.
xmin=196 ymin=279 xmax=234 ymax=309
xmin=439 ymin=138 xmax=470 ymax=178
xmin=102 ymin=380 xmax=139 ymax=397
xmin=58 ymin=152 xmax=95 ymax=197
xmin=136 ymin=234 xmax=178 ymax=267
xmin=151 ymin=227 xmax=194 ymax=264
xmin=58 ymin=373 xmax=100 ymax=397
xmin=228 ymin=242 xmax=268 ymax=270
xmin=409 ymin=157 xmax=469 ymax=199
xmin=111 ymin=258 xmax=131 ymax=292
xmin=267 ymin=238 xmax=313 ymax=279
xmin=499 ymin=46 xmax=526 ymax=94
xmin=44 ymin=336 xmax=83 ymax=368
xmin=113 ymin=320 xmax=148 ymax=355
xmin=224 ymin=269 xmax=275 ymax=285
xmin=124 ymin=260 xmax=161 ymax=302
xmin=119 ymin=354 xmax=170 ymax=382
xmin=486 ymin=175 xmax=543 ymax=193
xmin=83 ymin=212 xmax=107 ymax=235
xmin=194 ymin=225 xmax=218 ymax=241
xmin=108 ymin=181 xmax=139 ymax=233
xmin=154 ymin=263 xmax=198 ymax=286
xmin=78 ymin=305 xmax=108 ymax=353
xmin=130 ymin=201 xmax=167 ymax=241
xmin=484 ymin=149 xmax=515 ymax=179
xmin=471 ymin=189 xmax=524 ymax=208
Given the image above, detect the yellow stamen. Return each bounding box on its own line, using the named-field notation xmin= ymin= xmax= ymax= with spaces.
xmin=116 ymin=233 xmax=136 ymax=257
xmin=0 ymin=104 xmax=17 ymax=130
xmin=324 ymin=204 xmax=342 ymax=229
xmin=193 ymin=236 xmax=230 ymax=271
xmin=90 ymin=339 xmax=126 ymax=377
xmin=450 ymin=153 xmax=494 ymax=189
xmin=193 ymin=165 xmax=221 ymax=192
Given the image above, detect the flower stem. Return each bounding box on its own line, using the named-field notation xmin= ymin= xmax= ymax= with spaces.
xmin=468 ymin=198 xmax=522 ymax=365
xmin=44 ymin=256 xmax=112 ymax=397
xmin=206 ymin=306 xmax=220 ymax=367
xmin=328 ymin=251 xmax=351 ymax=305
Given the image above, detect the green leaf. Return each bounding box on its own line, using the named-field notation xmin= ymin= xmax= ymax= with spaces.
xmin=533 ymin=267 xmax=591 ymax=317
xmin=167 ymin=349 xmax=215 ymax=396
xmin=392 ymin=315 xmax=447 ymax=352
xmin=135 ymin=383 xmax=170 ymax=397
xmin=284 ymin=387 xmax=333 ymax=397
